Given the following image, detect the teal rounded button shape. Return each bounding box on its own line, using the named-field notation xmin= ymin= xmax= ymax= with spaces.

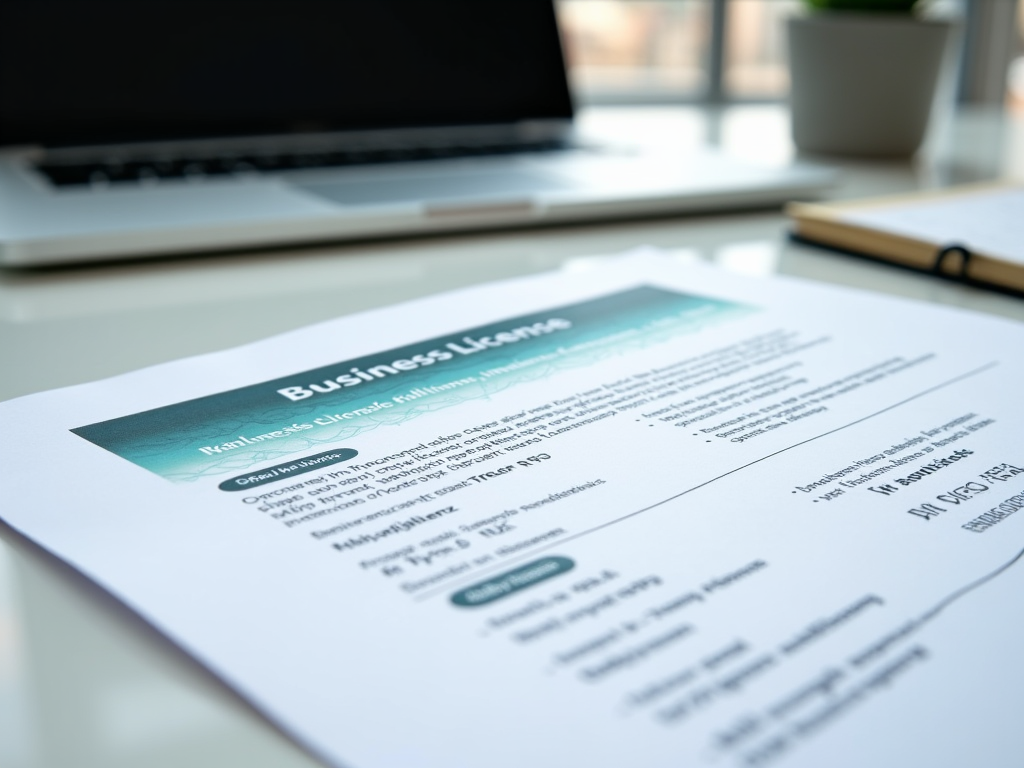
xmin=451 ymin=556 xmax=574 ymax=607
xmin=218 ymin=448 xmax=358 ymax=491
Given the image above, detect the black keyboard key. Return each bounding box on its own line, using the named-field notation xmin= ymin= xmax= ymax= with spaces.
xmin=36 ymin=163 xmax=93 ymax=186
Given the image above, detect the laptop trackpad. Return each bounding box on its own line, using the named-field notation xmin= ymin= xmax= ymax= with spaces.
xmin=295 ymin=168 xmax=573 ymax=208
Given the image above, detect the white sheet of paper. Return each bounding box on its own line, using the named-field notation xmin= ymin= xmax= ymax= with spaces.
xmin=3 ymin=250 xmax=1023 ymax=768
xmin=841 ymin=187 xmax=1024 ymax=265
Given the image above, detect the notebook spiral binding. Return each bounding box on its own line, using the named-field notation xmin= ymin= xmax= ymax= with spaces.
xmin=933 ymin=244 xmax=973 ymax=279
xmin=788 ymin=231 xmax=1024 ymax=299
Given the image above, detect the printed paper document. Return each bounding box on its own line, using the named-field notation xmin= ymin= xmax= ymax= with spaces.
xmin=2 ymin=251 xmax=1023 ymax=767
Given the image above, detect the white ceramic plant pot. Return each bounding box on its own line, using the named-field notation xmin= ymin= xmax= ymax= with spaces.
xmin=787 ymin=13 xmax=952 ymax=157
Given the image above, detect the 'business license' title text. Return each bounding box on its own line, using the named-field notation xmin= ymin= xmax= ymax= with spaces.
xmin=276 ymin=318 xmax=572 ymax=402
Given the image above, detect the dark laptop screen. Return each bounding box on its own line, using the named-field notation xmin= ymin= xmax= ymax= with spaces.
xmin=0 ymin=1 xmax=572 ymax=147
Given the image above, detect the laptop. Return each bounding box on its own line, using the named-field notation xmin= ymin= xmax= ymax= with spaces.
xmin=0 ymin=1 xmax=831 ymax=267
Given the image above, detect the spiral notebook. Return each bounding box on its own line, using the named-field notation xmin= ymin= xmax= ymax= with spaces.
xmin=787 ymin=182 xmax=1024 ymax=295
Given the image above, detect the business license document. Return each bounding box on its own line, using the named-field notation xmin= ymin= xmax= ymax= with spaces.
xmin=2 ymin=250 xmax=1023 ymax=767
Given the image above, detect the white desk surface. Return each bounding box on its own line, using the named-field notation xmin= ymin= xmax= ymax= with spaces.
xmin=2 ymin=105 xmax=1023 ymax=768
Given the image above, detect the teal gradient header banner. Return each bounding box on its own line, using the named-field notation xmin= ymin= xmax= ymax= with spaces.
xmin=72 ymin=286 xmax=750 ymax=482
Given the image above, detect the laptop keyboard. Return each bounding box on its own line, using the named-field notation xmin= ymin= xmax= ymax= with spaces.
xmin=36 ymin=139 xmax=573 ymax=188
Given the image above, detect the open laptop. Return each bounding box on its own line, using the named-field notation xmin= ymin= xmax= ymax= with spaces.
xmin=0 ymin=1 xmax=831 ymax=267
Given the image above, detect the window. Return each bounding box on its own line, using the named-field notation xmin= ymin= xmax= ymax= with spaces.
xmin=558 ymin=0 xmax=1016 ymax=107
xmin=557 ymin=1 xmax=711 ymax=102
xmin=724 ymin=0 xmax=801 ymax=99
xmin=1009 ymin=0 xmax=1024 ymax=110
xmin=557 ymin=0 xmax=801 ymax=104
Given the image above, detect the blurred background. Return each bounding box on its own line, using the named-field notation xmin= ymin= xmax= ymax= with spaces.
xmin=556 ymin=0 xmax=1024 ymax=108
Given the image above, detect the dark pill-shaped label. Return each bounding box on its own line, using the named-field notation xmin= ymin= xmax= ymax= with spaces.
xmin=218 ymin=448 xmax=358 ymax=491
xmin=451 ymin=556 xmax=575 ymax=607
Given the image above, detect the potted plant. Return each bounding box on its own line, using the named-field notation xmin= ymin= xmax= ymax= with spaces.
xmin=787 ymin=0 xmax=954 ymax=156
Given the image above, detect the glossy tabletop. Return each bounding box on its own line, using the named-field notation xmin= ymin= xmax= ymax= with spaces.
xmin=2 ymin=105 xmax=1024 ymax=768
